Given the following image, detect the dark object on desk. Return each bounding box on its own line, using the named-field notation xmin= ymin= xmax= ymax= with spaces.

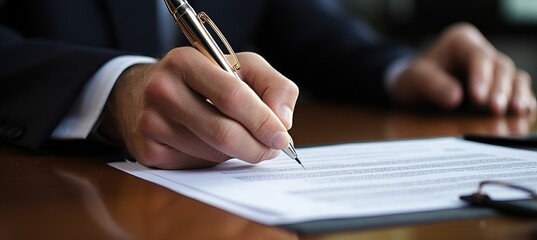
xmin=463 ymin=133 xmax=537 ymax=151
xmin=282 ymin=207 xmax=500 ymax=234
xmin=460 ymin=180 xmax=537 ymax=218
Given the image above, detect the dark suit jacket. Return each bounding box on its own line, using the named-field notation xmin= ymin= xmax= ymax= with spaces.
xmin=0 ymin=0 xmax=413 ymax=151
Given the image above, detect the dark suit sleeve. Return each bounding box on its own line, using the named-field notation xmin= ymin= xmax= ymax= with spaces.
xmin=256 ymin=0 xmax=415 ymax=105
xmin=0 ymin=25 xmax=123 ymax=151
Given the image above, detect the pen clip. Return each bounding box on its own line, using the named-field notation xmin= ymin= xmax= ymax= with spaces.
xmin=197 ymin=12 xmax=241 ymax=71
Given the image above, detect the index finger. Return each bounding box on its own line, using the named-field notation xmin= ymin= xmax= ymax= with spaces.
xmin=445 ymin=24 xmax=495 ymax=105
xmin=235 ymin=52 xmax=299 ymax=129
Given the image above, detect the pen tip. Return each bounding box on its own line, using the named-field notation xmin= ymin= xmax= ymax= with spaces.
xmin=295 ymin=157 xmax=306 ymax=170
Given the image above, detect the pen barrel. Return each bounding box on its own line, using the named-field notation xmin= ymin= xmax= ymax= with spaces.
xmin=171 ymin=2 xmax=236 ymax=75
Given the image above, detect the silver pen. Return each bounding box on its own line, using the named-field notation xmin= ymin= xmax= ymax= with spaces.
xmin=164 ymin=0 xmax=304 ymax=169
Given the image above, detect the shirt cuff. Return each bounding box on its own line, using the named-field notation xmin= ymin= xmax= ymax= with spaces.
xmin=383 ymin=55 xmax=415 ymax=99
xmin=51 ymin=55 xmax=157 ymax=140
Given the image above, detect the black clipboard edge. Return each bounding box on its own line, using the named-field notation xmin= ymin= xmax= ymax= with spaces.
xmin=280 ymin=203 xmax=537 ymax=235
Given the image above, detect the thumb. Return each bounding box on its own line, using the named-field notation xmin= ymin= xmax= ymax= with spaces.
xmin=393 ymin=59 xmax=463 ymax=110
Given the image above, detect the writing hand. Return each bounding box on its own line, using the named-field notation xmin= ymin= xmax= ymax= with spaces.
xmin=98 ymin=48 xmax=299 ymax=169
xmin=392 ymin=23 xmax=536 ymax=115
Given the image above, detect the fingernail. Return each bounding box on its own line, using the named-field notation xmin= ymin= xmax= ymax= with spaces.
xmin=270 ymin=131 xmax=289 ymax=149
xmin=476 ymin=83 xmax=488 ymax=102
xmin=495 ymin=94 xmax=507 ymax=112
xmin=279 ymin=105 xmax=293 ymax=129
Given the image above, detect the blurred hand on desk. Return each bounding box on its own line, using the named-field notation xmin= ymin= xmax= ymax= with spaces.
xmin=391 ymin=23 xmax=536 ymax=115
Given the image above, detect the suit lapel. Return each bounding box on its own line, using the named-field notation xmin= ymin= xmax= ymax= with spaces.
xmin=103 ymin=0 xmax=158 ymax=56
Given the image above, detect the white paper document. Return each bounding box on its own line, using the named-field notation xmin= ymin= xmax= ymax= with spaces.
xmin=109 ymin=137 xmax=537 ymax=225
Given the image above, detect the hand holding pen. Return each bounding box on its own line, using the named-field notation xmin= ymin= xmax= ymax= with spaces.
xmin=164 ymin=0 xmax=304 ymax=168
xmin=96 ymin=1 xmax=300 ymax=170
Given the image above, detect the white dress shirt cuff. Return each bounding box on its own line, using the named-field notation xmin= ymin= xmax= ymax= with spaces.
xmin=51 ymin=56 xmax=157 ymax=140
xmin=383 ymin=55 xmax=415 ymax=99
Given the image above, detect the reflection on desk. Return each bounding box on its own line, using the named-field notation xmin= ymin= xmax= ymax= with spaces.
xmin=1 ymin=102 xmax=536 ymax=240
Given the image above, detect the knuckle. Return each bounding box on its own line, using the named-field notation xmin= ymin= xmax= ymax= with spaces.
xmin=238 ymin=51 xmax=263 ymax=62
xmin=137 ymin=143 xmax=166 ymax=167
xmin=162 ymin=48 xmax=183 ymax=68
xmin=237 ymin=51 xmax=271 ymax=73
xmin=165 ymin=47 xmax=195 ymax=64
xmin=517 ymin=70 xmax=532 ymax=85
xmin=218 ymin=83 xmax=247 ymax=111
xmin=213 ymin=122 xmax=241 ymax=153
xmin=518 ymin=69 xmax=531 ymax=78
xmin=251 ymin=112 xmax=272 ymax=137
xmin=497 ymin=53 xmax=515 ymax=71
xmin=144 ymin=73 xmax=176 ymax=105
xmin=282 ymin=80 xmax=300 ymax=98
xmin=451 ymin=22 xmax=478 ymax=33
xmin=446 ymin=22 xmax=480 ymax=39
xmin=162 ymin=47 xmax=197 ymax=78
xmin=444 ymin=22 xmax=494 ymax=54
xmin=476 ymin=46 xmax=493 ymax=59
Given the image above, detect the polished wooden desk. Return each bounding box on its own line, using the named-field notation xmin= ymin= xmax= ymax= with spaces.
xmin=1 ymin=103 xmax=537 ymax=240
